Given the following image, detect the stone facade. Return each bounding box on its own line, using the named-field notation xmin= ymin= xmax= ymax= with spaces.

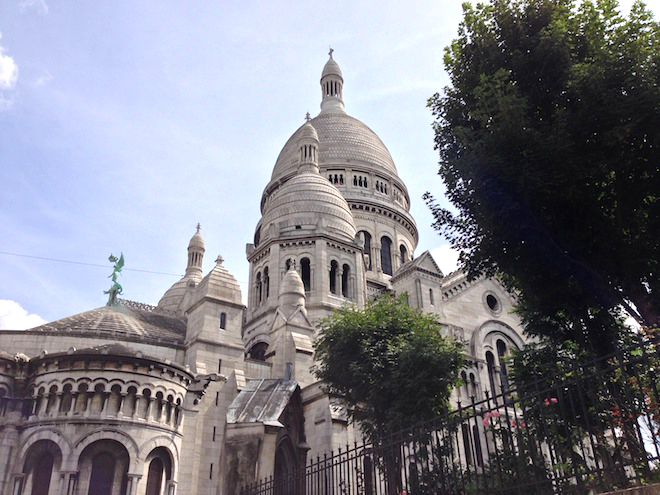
xmin=0 ymin=53 xmax=526 ymax=495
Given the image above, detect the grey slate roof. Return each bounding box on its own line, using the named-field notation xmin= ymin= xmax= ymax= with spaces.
xmin=227 ymin=379 xmax=298 ymax=425
xmin=26 ymin=301 xmax=186 ymax=346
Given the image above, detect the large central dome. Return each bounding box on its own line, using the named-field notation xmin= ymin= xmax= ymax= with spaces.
xmin=271 ymin=112 xmax=397 ymax=181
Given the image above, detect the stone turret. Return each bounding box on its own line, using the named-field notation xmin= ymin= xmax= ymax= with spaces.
xmin=157 ymin=224 xmax=205 ymax=313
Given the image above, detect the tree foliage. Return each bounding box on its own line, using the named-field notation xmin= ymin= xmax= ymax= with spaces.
xmin=426 ymin=0 xmax=659 ymax=354
xmin=312 ymin=295 xmax=464 ymax=443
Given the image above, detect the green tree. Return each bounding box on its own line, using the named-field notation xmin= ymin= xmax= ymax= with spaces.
xmin=426 ymin=0 xmax=659 ymax=354
xmin=313 ymin=295 xmax=464 ymax=442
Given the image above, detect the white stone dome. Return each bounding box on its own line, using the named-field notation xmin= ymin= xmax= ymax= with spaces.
xmin=261 ymin=171 xmax=356 ymax=242
xmin=271 ymin=112 xmax=397 ymax=181
xmin=188 ymin=225 xmax=204 ymax=250
xmin=321 ymin=57 xmax=342 ymax=79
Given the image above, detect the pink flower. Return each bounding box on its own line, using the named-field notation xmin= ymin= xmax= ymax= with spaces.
xmin=550 ymin=398 xmax=558 ymax=404
xmin=520 ymin=422 xmax=526 ymax=429
xmin=491 ymin=411 xmax=500 ymax=417
xmin=511 ymin=421 xmax=517 ymax=427
xmin=483 ymin=418 xmax=489 ymax=426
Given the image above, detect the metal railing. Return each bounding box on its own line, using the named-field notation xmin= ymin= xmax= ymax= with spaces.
xmin=241 ymin=332 xmax=659 ymax=495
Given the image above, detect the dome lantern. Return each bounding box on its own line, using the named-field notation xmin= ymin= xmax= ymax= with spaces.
xmin=320 ymin=48 xmax=344 ymax=114
xmin=186 ymin=223 xmax=205 ymax=278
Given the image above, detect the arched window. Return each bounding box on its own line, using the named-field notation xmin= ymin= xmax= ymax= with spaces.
xmin=400 ymin=244 xmax=408 ymax=264
xmin=256 ymin=272 xmax=262 ymax=305
xmin=285 ymin=258 xmax=293 ymax=270
xmin=381 ymin=236 xmax=393 ymax=275
xmin=329 ymin=260 xmax=338 ymax=294
xmin=486 ymin=351 xmax=497 ymax=397
xmin=342 ymin=264 xmax=350 ymax=298
xmin=301 ymin=258 xmax=311 ymax=292
xmin=264 ymin=267 xmax=270 ymax=298
xmin=429 ymin=288 xmax=435 ymax=306
xmin=359 ymin=231 xmax=372 ymax=271
xmin=496 ymin=339 xmax=510 ymax=390
xmin=353 ymin=176 xmax=358 ymax=186
xmin=220 ymin=312 xmax=226 ymax=330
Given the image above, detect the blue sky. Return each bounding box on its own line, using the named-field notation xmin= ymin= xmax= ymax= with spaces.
xmin=0 ymin=0 xmax=649 ymax=328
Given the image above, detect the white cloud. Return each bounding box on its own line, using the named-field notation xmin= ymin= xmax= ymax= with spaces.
xmin=430 ymin=244 xmax=461 ymax=275
xmin=0 ymin=33 xmax=19 ymax=91
xmin=18 ymin=0 xmax=49 ymax=15
xmin=0 ymin=300 xmax=46 ymax=330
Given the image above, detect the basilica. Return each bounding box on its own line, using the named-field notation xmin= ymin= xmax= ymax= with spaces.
xmin=0 ymin=53 xmax=525 ymax=495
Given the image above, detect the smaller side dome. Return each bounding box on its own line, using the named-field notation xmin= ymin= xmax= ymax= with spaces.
xmin=297 ymin=116 xmax=320 ymax=173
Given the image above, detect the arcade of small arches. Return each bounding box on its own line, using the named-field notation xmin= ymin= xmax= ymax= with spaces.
xmin=16 ymin=380 xmax=184 ymax=429
xmin=324 ymin=171 xmax=409 ymax=209
xmin=15 ymin=434 xmax=176 ymax=495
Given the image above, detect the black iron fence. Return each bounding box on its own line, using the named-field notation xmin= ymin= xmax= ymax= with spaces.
xmin=241 ymin=332 xmax=659 ymax=495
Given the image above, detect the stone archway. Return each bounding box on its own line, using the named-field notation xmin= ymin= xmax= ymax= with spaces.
xmin=77 ymin=439 xmax=130 ymax=495
xmin=20 ymin=440 xmax=62 ymax=495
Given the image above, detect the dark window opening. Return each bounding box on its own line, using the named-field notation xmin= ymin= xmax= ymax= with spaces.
xmin=486 ymin=351 xmax=497 ymax=396
xmin=361 ymin=231 xmax=372 ymax=271
xmin=264 ymin=267 xmax=270 ymax=298
xmin=400 ymin=244 xmax=408 ymax=264
xmin=486 ymin=294 xmax=500 ymax=312
xmin=219 ymin=312 xmax=226 ymax=330
xmin=248 ymin=343 xmax=268 ymax=361
xmin=301 ymin=258 xmax=311 ymax=292
xmin=342 ymin=264 xmax=350 ymax=298
xmin=329 ymin=260 xmax=338 ymax=294
xmin=381 ymin=236 xmax=393 ymax=275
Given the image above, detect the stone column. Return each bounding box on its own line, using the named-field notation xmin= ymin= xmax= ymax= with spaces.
xmin=373 ymin=242 xmax=381 ymax=272
xmin=51 ymin=393 xmax=62 ymax=417
xmin=166 ymin=480 xmax=177 ymax=495
xmin=145 ymin=398 xmax=154 ymax=422
xmin=338 ymin=267 xmax=343 ymax=297
xmin=67 ymin=393 xmax=77 ymax=416
xmin=12 ymin=474 xmax=24 ymax=495
xmin=133 ymin=394 xmax=142 ymax=420
xmin=38 ymin=394 xmax=49 ymax=417
xmin=116 ymin=393 xmax=125 ymax=418
xmin=59 ymin=471 xmax=77 ymax=495
xmin=125 ymin=475 xmax=141 ymax=495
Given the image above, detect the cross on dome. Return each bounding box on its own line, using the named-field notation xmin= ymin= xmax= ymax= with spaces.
xmin=216 ymin=255 xmax=224 ymax=265
xmin=305 ymin=112 xmax=311 ymax=122
xmin=328 ymin=47 xmax=334 ymax=59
